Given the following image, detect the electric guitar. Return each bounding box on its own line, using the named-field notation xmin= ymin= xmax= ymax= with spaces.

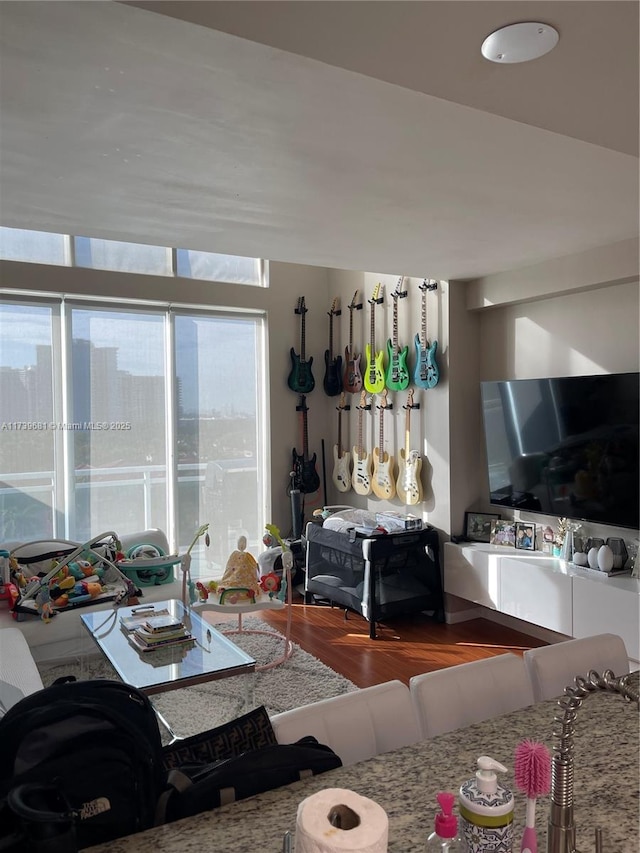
xmin=291 ymin=395 xmax=320 ymax=494
xmin=372 ymin=389 xmax=396 ymax=500
xmin=343 ymin=290 xmax=363 ymax=393
xmin=364 ymin=283 xmax=385 ymax=394
xmin=332 ymin=393 xmax=352 ymax=493
xmin=323 ymin=298 xmax=343 ymax=397
xmin=413 ymin=279 xmax=439 ymax=389
xmin=288 ymin=297 xmax=315 ymax=394
xmin=385 ymin=276 xmax=409 ymax=391
xmin=351 ymin=391 xmax=372 ymax=496
xmin=396 ymin=389 xmax=423 ymax=505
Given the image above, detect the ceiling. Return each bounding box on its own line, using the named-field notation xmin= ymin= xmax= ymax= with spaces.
xmin=0 ymin=1 xmax=637 ymax=281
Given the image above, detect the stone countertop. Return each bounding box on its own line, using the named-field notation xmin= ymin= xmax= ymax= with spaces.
xmin=85 ymin=674 xmax=640 ymax=853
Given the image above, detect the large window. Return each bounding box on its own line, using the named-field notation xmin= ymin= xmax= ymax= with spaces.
xmin=0 ymin=227 xmax=267 ymax=287
xmin=0 ymin=299 xmax=266 ymax=577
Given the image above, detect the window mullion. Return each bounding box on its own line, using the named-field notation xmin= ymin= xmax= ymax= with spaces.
xmin=58 ymin=299 xmax=75 ymax=539
xmin=165 ymin=311 xmax=177 ymax=552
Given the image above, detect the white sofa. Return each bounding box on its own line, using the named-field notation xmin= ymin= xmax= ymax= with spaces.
xmin=0 ymin=530 xmax=184 ymax=664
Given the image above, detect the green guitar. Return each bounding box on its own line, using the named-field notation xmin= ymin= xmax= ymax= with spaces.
xmin=364 ymin=283 xmax=385 ymax=394
xmin=385 ymin=276 xmax=409 ymax=391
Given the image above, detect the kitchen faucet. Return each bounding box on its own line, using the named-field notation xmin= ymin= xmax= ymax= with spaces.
xmin=547 ymin=669 xmax=639 ymax=853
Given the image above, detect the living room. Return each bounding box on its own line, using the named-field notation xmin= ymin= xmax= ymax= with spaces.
xmin=1 ymin=3 xmax=639 ymax=849
xmin=0 ymin=4 xmax=639 ymax=652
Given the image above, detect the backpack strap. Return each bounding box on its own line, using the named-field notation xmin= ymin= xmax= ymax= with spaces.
xmin=154 ymin=769 xmax=192 ymax=826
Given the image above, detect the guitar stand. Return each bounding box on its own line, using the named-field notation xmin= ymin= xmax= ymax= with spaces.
xmin=424 ymin=279 xmax=438 ymax=292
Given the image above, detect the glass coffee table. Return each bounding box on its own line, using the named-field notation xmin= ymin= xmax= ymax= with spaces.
xmin=81 ymin=599 xmax=256 ymax=740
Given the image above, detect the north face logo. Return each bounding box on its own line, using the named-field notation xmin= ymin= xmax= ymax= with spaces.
xmin=80 ymin=797 xmax=111 ymax=820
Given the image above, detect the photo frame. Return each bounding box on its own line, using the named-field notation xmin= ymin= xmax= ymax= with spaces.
xmin=464 ymin=512 xmax=500 ymax=543
xmin=515 ymin=522 xmax=536 ymax=551
xmin=490 ymin=520 xmax=516 ymax=547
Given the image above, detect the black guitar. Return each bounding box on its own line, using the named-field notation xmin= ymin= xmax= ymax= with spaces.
xmin=323 ymin=297 xmax=342 ymax=397
xmin=291 ymin=395 xmax=320 ymax=494
xmin=287 ymin=297 xmax=315 ymax=393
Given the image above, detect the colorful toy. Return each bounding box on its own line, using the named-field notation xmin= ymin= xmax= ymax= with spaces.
xmin=219 ymin=536 xmax=261 ymax=599
xmin=259 ymin=572 xmax=281 ymax=599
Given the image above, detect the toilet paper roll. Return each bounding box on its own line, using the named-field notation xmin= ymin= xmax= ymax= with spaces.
xmin=295 ymin=788 xmax=388 ymax=853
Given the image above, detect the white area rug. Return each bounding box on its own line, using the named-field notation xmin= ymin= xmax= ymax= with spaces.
xmin=39 ymin=617 xmax=358 ymax=740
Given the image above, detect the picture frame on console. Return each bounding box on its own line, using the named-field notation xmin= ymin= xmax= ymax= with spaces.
xmin=515 ymin=522 xmax=536 ymax=551
xmin=490 ymin=520 xmax=516 ymax=547
xmin=464 ymin=512 xmax=500 ymax=543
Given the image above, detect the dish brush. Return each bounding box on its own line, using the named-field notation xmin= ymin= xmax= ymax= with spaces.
xmin=514 ymin=738 xmax=551 ymax=853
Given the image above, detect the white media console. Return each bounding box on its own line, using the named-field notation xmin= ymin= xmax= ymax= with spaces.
xmin=444 ymin=542 xmax=640 ymax=664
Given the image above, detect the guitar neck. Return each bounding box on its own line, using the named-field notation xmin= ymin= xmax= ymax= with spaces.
xmin=378 ymin=404 xmax=385 ymax=453
xmin=302 ymin=408 xmax=310 ymax=462
xmin=392 ymin=299 xmax=399 ymax=354
xmin=300 ymin=311 xmax=307 ymax=362
xmin=330 ymin=315 xmax=334 ymax=360
xmin=348 ymin=307 xmax=354 ymax=357
xmin=357 ymin=408 xmax=363 ymax=456
xmin=421 ymin=289 xmax=427 ymax=349
xmin=404 ymin=405 xmax=412 ymax=456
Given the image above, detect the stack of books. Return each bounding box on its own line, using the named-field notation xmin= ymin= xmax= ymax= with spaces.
xmin=127 ymin=614 xmax=194 ymax=654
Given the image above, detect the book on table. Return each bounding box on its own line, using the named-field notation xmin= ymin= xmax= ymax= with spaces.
xmin=128 ymin=628 xmax=194 ymax=654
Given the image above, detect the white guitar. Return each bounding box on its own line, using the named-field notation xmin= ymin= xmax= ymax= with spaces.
xmin=372 ymin=390 xmax=396 ymax=500
xmin=351 ymin=390 xmax=372 ymax=496
xmin=332 ymin=393 xmax=352 ymax=493
xmin=396 ymin=389 xmax=423 ymax=505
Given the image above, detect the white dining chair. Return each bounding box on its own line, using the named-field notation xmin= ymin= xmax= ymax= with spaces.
xmin=523 ymin=633 xmax=630 ymax=701
xmin=270 ymin=680 xmax=421 ymax=767
xmin=409 ymin=653 xmax=535 ymax=739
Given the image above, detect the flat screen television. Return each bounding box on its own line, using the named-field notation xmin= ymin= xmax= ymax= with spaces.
xmin=480 ymin=372 xmax=639 ymax=530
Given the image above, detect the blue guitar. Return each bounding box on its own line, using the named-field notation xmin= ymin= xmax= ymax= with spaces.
xmin=288 ymin=296 xmax=315 ymax=394
xmin=413 ymin=279 xmax=439 ymax=389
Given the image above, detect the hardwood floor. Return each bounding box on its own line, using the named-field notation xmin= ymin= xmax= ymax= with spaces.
xmin=260 ymin=594 xmax=548 ymax=688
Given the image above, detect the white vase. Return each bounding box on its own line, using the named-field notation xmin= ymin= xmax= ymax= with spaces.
xmin=597 ymin=544 xmax=614 ymax=573
xmin=587 ymin=547 xmax=600 ymax=569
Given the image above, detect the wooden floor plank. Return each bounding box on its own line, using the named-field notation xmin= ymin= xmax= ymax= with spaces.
xmin=261 ymin=595 xmax=547 ymax=688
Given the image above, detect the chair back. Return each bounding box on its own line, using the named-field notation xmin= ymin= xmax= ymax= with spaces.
xmin=409 ymin=653 xmax=534 ymax=739
xmin=523 ymin=633 xmax=629 ymax=701
xmin=270 ymin=680 xmax=420 ymax=766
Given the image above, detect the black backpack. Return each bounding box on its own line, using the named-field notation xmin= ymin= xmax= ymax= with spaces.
xmin=0 ymin=679 xmax=166 ymax=852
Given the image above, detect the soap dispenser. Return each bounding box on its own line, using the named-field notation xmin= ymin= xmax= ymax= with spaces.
xmin=459 ymin=756 xmax=514 ymax=853
xmin=426 ymin=791 xmax=463 ymax=851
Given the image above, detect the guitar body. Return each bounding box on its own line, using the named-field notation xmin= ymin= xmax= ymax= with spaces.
xmin=323 ymin=351 xmax=343 ymax=397
xmin=288 ymin=348 xmax=315 ymax=393
xmin=344 ymin=348 xmax=363 ymax=393
xmin=413 ymin=336 xmax=439 ymax=390
xmin=292 ymin=448 xmax=320 ymax=494
xmin=372 ymin=448 xmax=396 ymax=500
xmin=351 ymin=449 xmax=372 ymax=496
xmin=332 ymin=446 xmax=352 ymax=493
xmin=396 ymin=448 xmax=423 ymax=505
xmin=385 ymin=339 xmax=410 ymax=391
xmin=363 ymin=344 xmax=385 ymax=394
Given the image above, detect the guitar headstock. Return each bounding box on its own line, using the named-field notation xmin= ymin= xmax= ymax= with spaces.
xmin=295 ymin=296 xmax=308 ymax=315
xmin=379 ymin=389 xmax=392 ymax=410
xmin=369 ymin=283 xmax=384 ymax=305
xmin=357 ymin=390 xmax=370 ymax=410
xmin=328 ymin=297 xmax=341 ymax=317
xmin=337 ymin=391 xmax=349 ymax=411
xmin=348 ymin=290 xmax=363 ymax=311
xmin=419 ymin=278 xmax=438 ymax=293
xmin=296 ymin=394 xmax=309 ymax=412
xmin=405 ymin=388 xmax=419 ymax=409
xmin=392 ymin=276 xmax=408 ymax=300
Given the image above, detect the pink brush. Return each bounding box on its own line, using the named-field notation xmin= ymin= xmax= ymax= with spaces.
xmin=514 ymin=739 xmax=552 ymax=853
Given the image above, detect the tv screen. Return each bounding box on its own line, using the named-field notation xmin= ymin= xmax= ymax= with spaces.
xmin=480 ymin=372 xmax=639 ymax=530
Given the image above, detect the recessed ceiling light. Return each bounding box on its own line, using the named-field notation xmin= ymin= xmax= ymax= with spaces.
xmin=481 ymin=22 xmax=559 ymax=64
